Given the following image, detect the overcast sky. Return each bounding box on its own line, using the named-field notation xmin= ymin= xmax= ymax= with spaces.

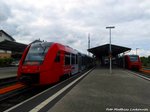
xmin=0 ymin=0 xmax=150 ymax=56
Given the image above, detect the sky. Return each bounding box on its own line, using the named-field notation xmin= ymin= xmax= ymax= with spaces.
xmin=0 ymin=0 xmax=150 ymax=56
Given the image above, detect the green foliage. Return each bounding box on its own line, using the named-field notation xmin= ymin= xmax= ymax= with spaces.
xmin=0 ymin=58 xmax=13 ymax=67
xmin=140 ymin=56 xmax=150 ymax=67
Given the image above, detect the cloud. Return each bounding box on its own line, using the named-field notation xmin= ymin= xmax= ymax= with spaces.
xmin=128 ymin=49 xmax=150 ymax=57
xmin=0 ymin=1 xmax=11 ymax=21
xmin=0 ymin=0 xmax=150 ymax=56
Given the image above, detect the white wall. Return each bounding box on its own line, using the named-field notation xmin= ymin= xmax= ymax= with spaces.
xmin=0 ymin=32 xmax=12 ymax=42
xmin=0 ymin=31 xmax=13 ymax=54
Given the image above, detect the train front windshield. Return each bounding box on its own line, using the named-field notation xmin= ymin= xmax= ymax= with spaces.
xmin=129 ymin=55 xmax=139 ymax=62
xmin=24 ymin=43 xmax=49 ymax=65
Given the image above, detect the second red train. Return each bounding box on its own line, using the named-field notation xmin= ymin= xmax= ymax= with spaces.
xmin=117 ymin=55 xmax=142 ymax=70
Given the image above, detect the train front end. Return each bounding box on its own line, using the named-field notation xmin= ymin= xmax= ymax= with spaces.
xmin=17 ymin=42 xmax=50 ymax=85
xmin=127 ymin=55 xmax=142 ymax=70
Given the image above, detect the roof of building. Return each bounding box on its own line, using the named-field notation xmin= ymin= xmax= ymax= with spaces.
xmin=88 ymin=44 xmax=131 ymax=57
xmin=0 ymin=30 xmax=15 ymax=41
xmin=0 ymin=40 xmax=27 ymax=52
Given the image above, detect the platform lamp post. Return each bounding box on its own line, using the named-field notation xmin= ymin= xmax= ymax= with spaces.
xmin=106 ymin=26 xmax=115 ymax=74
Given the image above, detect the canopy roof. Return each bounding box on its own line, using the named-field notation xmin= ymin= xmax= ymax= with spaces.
xmin=0 ymin=40 xmax=27 ymax=52
xmin=88 ymin=44 xmax=131 ymax=57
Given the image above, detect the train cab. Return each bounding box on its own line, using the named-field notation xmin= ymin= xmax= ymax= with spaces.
xmin=125 ymin=55 xmax=142 ymax=70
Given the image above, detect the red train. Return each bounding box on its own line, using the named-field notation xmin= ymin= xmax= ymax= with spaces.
xmin=117 ymin=55 xmax=142 ymax=70
xmin=17 ymin=41 xmax=93 ymax=85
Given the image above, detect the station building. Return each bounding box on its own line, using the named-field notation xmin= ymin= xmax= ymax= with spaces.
xmin=0 ymin=30 xmax=27 ymax=59
xmin=0 ymin=30 xmax=15 ymax=58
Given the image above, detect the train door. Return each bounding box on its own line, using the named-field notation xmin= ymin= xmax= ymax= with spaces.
xmin=78 ymin=53 xmax=82 ymax=72
xmin=125 ymin=56 xmax=129 ymax=69
xmin=71 ymin=54 xmax=78 ymax=75
xmin=81 ymin=55 xmax=86 ymax=71
xmin=64 ymin=52 xmax=71 ymax=75
xmin=53 ymin=51 xmax=63 ymax=79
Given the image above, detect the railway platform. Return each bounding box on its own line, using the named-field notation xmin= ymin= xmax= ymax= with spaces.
xmin=0 ymin=67 xmax=17 ymax=79
xmin=48 ymin=67 xmax=150 ymax=112
xmin=5 ymin=67 xmax=150 ymax=112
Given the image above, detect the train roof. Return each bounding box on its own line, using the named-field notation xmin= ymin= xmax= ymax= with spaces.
xmin=125 ymin=55 xmax=139 ymax=56
xmin=30 ymin=41 xmax=53 ymax=46
xmin=30 ymin=41 xmax=91 ymax=56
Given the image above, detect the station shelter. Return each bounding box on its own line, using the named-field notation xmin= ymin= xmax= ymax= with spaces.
xmin=88 ymin=44 xmax=131 ymax=67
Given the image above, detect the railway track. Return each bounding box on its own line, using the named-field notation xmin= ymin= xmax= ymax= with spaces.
xmin=0 ymin=77 xmax=17 ymax=88
xmin=0 ymin=75 xmax=55 ymax=112
xmin=0 ymin=68 xmax=93 ymax=112
xmin=0 ymin=84 xmax=49 ymax=112
xmin=0 ymin=84 xmax=28 ymax=102
xmin=140 ymin=68 xmax=150 ymax=75
xmin=127 ymin=69 xmax=150 ymax=81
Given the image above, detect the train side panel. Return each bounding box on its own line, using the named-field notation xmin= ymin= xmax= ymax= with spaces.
xmin=39 ymin=44 xmax=62 ymax=85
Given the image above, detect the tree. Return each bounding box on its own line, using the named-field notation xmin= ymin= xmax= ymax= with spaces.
xmin=140 ymin=56 xmax=150 ymax=67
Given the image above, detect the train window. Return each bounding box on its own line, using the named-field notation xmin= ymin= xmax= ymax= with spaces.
xmin=129 ymin=55 xmax=138 ymax=62
xmin=71 ymin=54 xmax=75 ymax=64
xmin=55 ymin=51 xmax=60 ymax=62
xmin=65 ymin=53 xmax=70 ymax=65
xmin=82 ymin=56 xmax=85 ymax=65
xmin=24 ymin=43 xmax=49 ymax=65
xmin=76 ymin=55 xmax=78 ymax=64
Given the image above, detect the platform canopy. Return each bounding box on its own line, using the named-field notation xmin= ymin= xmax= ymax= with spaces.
xmin=88 ymin=44 xmax=131 ymax=57
xmin=0 ymin=40 xmax=27 ymax=52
